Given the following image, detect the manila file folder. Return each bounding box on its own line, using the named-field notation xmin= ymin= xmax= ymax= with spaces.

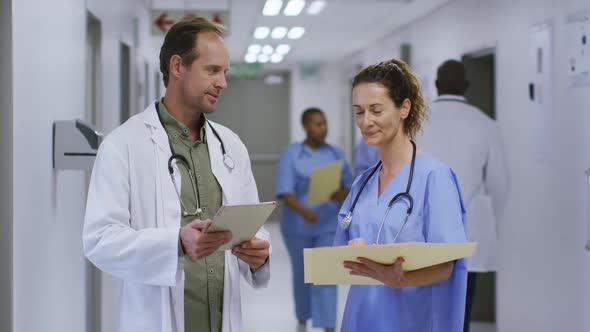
xmin=304 ymin=242 xmax=476 ymax=285
xmin=307 ymin=160 xmax=342 ymax=205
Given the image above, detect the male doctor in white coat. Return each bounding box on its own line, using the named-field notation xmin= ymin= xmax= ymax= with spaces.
xmin=419 ymin=59 xmax=509 ymax=332
xmin=83 ymin=18 xmax=270 ymax=332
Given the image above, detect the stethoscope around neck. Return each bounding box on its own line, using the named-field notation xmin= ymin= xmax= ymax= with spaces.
xmin=154 ymin=101 xmax=235 ymax=216
xmin=341 ymin=140 xmax=416 ymax=244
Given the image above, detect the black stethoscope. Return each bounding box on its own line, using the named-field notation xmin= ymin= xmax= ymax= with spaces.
xmin=341 ymin=140 xmax=416 ymax=244
xmin=154 ymin=101 xmax=235 ymax=217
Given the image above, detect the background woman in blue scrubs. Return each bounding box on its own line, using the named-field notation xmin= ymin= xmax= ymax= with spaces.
xmin=335 ymin=59 xmax=468 ymax=332
xmin=276 ymin=108 xmax=353 ymax=332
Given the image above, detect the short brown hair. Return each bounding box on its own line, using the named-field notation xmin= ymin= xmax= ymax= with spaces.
xmin=159 ymin=17 xmax=225 ymax=87
xmin=352 ymin=59 xmax=428 ymax=139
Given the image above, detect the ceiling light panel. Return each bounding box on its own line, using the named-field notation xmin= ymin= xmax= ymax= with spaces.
xmin=248 ymin=44 xmax=262 ymax=54
xmin=262 ymin=0 xmax=283 ymax=16
xmin=262 ymin=45 xmax=274 ymax=55
xmin=275 ymin=44 xmax=291 ymax=55
xmin=271 ymin=27 xmax=288 ymax=39
xmin=254 ymin=27 xmax=270 ymax=39
xmin=287 ymin=27 xmax=305 ymax=39
xmin=283 ymin=0 xmax=306 ymax=16
xmin=258 ymin=54 xmax=270 ymax=63
xmin=270 ymin=54 xmax=284 ymax=63
xmin=245 ymin=53 xmax=258 ymax=63
xmin=306 ymin=0 xmax=326 ymax=15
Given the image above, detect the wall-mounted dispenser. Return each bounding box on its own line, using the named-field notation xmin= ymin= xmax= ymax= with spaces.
xmin=53 ymin=120 xmax=103 ymax=170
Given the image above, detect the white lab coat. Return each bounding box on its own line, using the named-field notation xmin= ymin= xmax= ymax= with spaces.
xmin=418 ymin=95 xmax=509 ymax=272
xmin=83 ymin=102 xmax=270 ymax=332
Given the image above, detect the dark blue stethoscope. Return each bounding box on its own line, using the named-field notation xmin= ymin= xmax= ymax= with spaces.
xmin=154 ymin=101 xmax=235 ymax=216
xmin=341 ymin=140 xmax=416 ymax=244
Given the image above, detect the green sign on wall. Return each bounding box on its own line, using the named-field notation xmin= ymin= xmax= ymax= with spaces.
xmin=227 ymin=63 xmax=264 ymax=78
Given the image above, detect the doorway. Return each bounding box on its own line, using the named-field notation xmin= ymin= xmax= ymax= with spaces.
xmin=207 ymin=72 xmax=290 ymax=222
xmin=85 ymin=12 xmax=103 ymax=332
xmin=0 ymin=0 xmax=13 ymax=331
xmin=120 ymin=43 xmax=131 ymax=124
xmin=462 ymin=50 xmax=496 ymax=120
xmin=155 ymin=70 xmax=162 ymax=100
xmin=462 ymin=49 xmax=497 ymax=325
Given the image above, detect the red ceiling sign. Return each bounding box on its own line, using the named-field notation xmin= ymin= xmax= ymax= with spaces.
xmin=151 ymin=10 xmax=231 ymax=35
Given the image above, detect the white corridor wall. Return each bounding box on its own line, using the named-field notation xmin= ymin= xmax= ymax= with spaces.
xmin=11 ymin=1 xmax=159 ymax=331
xmin=334 ymin=0 xmax=590 ymax=331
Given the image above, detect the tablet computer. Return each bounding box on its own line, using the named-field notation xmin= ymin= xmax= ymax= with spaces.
xmin=206 ymin=201 xmax=277 ymax=250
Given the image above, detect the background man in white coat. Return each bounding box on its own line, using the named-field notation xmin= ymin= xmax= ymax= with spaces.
xmin=83 ymin=18 xmax=270 ymax=332
xmin=419 ymin=59 xmax=509 ymax=332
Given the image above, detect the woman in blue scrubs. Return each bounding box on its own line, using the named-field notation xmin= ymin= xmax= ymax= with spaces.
xmin=335 ymin=59 xmax=468 ymax=332
xmin=276 ymin=108 xmax=353 ymax=332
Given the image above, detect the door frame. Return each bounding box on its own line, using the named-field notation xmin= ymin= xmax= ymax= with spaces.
xmin=0 ymin=0 xmax=13 ymax=330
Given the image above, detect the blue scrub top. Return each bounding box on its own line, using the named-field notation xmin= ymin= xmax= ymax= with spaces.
xmin=276 ymin=143 xmax=354 ymax=236
xmin=334 ymin=153 xmax=468 ymax=332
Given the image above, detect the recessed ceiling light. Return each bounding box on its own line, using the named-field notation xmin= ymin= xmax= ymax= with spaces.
xmin=270 ymin=53 xmax=284 ymax=63
xmin=271 ymin=27 xmax=288 ymax=39
xmin=284 ymin=0 xmax=306 ymax=16
xmin=262 ymin=45 xmax=274 ymax=55
xmin=245 ymin=53 xmax=258 ymax=63
xmin=258 ymin=54 xmax=270 ymax=63
xmin=275 ymin=44 xmax=291 ymax=55
xmin=248 ymin=44 xmax=262 ymax=54
xmin=254 ymin=27 xmax=270 ymax=39
xmin=306 ymin=0 xmax=326 ymax=15
xmin=287 ymin=27 xmax=305 ymax=39
xmin=263 ymin=0 xmax=283 ymax=16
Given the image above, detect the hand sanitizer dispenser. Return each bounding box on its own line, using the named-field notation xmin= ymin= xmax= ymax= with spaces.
xmin=53 ymin=120 xmax=103 ymax=170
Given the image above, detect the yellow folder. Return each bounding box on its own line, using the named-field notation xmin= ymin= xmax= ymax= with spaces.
xmin=307 ymin=160 xmax=342 ymax=205
xmin=304 ymin=242 xmax=476 ymax=285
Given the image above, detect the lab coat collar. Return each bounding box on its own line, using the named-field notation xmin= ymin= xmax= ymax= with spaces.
xmin=205 ymin=120 xmax=224 ymax=169
xmin=434 ymin=94 xmax=467 ymax=102
xmin=205 ymin=119 xmax=232 ymax=203
xmin=143 ymin=101 xmax=233 ymax=195
xmin=144 ymin=101 xmax=172 ymax=155
xmin=144 ymin=101 xmax=220 ymax=157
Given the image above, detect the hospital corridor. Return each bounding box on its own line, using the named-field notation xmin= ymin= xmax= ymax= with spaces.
xmin=2 ymin=0 xmax=590 ymax=332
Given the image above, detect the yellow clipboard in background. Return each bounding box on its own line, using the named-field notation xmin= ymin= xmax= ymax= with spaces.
xmin=304 ymin=242 xmax=476 ymax=285
xmin=307 ymin=160 xmax=342 ymax=205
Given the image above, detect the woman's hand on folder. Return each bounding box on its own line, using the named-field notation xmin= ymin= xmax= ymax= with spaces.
xmin=344 ymin=256 xmax=454 ymax=288
xmin=343 ymin=257 xmax=407 ymax=288
xmin=348 ymin=238 xmax=368 ymax=246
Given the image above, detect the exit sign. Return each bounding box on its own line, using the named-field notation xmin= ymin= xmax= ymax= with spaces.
xmin=151 ymin=10 xmax=230 ymax=35
xmin=227 ymin=63 xmax=264 ymax=78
